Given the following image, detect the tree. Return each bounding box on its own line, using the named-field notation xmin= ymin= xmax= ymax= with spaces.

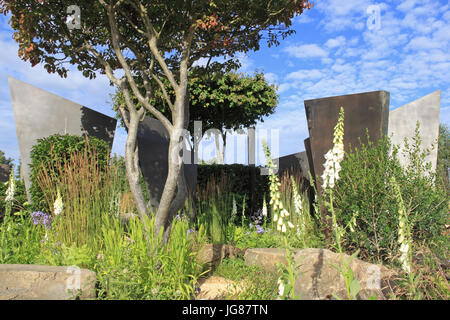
xmin=0 ymin=150 xmax=13 ymax=166
xmin=1 ymin=0 xmax=314 ymax=242
xmin=112 ymin=70 xmax=279 ymax=164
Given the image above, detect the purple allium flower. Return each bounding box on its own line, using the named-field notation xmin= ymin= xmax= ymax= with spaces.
xmin=186 ymin=228 xmax=195 ymax=237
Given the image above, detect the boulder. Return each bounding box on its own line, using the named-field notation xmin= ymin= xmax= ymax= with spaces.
xmin=196 ymin=244 xmax=246 ymax=270
xmin=244 ymin=248 xmax=397 ymax=300
xmin=195 ymin=276 xmax=246 ymax=300
xmin=0 ymin=264 xmax=96 ymax=300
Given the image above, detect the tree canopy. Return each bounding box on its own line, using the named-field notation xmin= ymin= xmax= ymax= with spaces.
xmin=111 ymin=69 xmax=279 ymax=149
xmin=0 ymin=150 xmax=13 ymax=166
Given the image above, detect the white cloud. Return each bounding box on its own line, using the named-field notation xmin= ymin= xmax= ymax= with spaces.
xmin=283 ymin=44 xmax=328 ymax=59
xmin=325 ymin=36 xmax=346 ymax=49
xmin=286 ymin=69 xmax=324 ymax=81
xmin=264 ymin=72 xmax=278 ymax=84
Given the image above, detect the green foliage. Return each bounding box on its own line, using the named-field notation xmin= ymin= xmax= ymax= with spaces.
xmin=0 ymin=210 xmax=42 ymax=264
xmin=95 ymin=214 xmax=206 ymax=300
xmin=29 ymin=134 xmax=110 ymax=213
xmin=0 ymin=170 xmax=29 ymax=222
xmin=197 ymin=163 xmax=269 ymax=216
xmin=0 ymin=149 xmax=13 ymax=165
xmin=112 ymin=70 xmax=279 ymax=140
xmin=437 ymin=123 xmax=450 ymax=189
xmin=212 ymin=257 xmax=279 ymax=300
xmin=1 ymin=0 xmax=310 ymax=81
xmin=333 ymin=128 xmax=448 ymax=263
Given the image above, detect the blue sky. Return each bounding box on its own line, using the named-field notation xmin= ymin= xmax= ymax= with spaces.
xmin=1 ymin=0 xmax=449 ymax=168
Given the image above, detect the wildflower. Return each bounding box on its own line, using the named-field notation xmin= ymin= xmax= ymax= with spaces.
xmin=186 ymin=228 xmax=195 ymax=237
xmin=5 ymin=167 xmax=15 ymax=203
xmin=277 ymin=278 xmax=285 ymax=296
xmin=231 ymin=196 xmax=237 ymax=218
xmin=321 ymin=107 xmax=345 ymax=190
xmin=97 ymin=253 xmax=104 ymax=260
xmin=262 ymin=196 xmax=267 ymax=217
xmin=53 ymin=187 xmax=64 ymax=216
xmin=287 ymin=221 xmax=295 ymax=229
xmin=281 ymin=224 xmax=287 ymax=233
xmin=255 ymin=225 xmax=265 ymax=234
xmin=31 ymin=211 xmax=53 ymax=229
xmin=391 ymin=176 xmax=412 ymax=274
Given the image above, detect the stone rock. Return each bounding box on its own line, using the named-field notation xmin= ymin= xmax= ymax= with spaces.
xmin=245 ymin=248 xmax=397 ymax=300
xmin=0 ymin=264 xmax=96 ymax=300
xmin=196 ymin=244 xmax=246 ymax=270
xmin=8 ymin=77 xmax=117 ymax=202
xmin=195 ymin=276 xmax=246 ymax=300
xmin=388 ymin=90 xmax=440 ymax=173
xmin=0 ymin=164 xmax=11 ymax=184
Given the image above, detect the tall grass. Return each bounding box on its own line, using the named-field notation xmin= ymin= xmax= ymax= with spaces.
xmin=195 ymin=174 xmax=236 ymax=244
xmin=34 ymin=143 xmax=120 ymax=250
xmin=96 ymin=213 xmax=207 ymax=299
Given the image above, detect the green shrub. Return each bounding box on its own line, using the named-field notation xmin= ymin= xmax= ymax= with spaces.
xmin=29 ymin=134 xmax=110 ymax=212
xmin=437 ymin=123 xmax=450 ymax=190
xmin=333 ymin=127 xmax=448 ymax=263
xmin=197 ymin=164 xmax=269 ymax=215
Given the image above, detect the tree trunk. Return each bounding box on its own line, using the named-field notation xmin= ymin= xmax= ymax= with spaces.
xmin=124 ymin=109 xmax=148 ymax=222
xmin=214 ymin=131 xmax=223 ymax=164
xmin=161 ymin=96 xmax=190 ymax=243
xmin=154 ymin=90 xmax=187 ymax=242
xmin=222 ymin=130 xmax=227 ymax=164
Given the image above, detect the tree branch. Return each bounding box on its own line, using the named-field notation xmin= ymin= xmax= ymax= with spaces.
xmin=103 ymin=2 xmax=173 ymax=132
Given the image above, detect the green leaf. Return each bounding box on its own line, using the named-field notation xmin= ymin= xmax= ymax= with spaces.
xmin=349 ymin=279 xmax=360 ymax=299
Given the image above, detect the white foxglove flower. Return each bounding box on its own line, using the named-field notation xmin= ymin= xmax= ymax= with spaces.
xmin=5 ymin=169 xmax=15 ymax=203
xmin=273 ymin=213 xmax=278 ymax=222
xmin=402 ymin=260 xmax=411 ymax=273
xmin=288 ymin=221 xmax=295 ymax=229
xmin=53 ymin=188 xmax=64 ymax=216
xmin=278 ymin=217 xmax=283 ymax=226
xmin=321 ymin=108 xmax=345 ymax=190
xmin=277 ymin=278 xmax=285 ymax=296
xmin=281 ymin=209 xmax=289 ymax=217
xmin=281 ymin=224 xmax=287 ymax=233
xmin=262 ymin=198 xmax=267 ymax=217
xmin=399 ymin=243 xmax=409 ymax=254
